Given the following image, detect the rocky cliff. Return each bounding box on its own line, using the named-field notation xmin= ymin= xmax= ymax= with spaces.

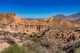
xmin=0 ymin=13 xmax=80 ymax=33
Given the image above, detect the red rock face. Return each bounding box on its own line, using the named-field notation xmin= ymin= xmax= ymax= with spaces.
xmin=13 ymin=16 xmax=50 ymax=33
xmin=0 ymin=13 xmax=16 ymax=24
xmin=0 ymin=13 xmax=79 ymax=33
xmin=0 ymin=13 xmax=49 ymax=33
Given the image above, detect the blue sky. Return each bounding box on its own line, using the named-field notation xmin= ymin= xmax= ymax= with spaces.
xmin=0 ymin=0 xmax=80 ymax=18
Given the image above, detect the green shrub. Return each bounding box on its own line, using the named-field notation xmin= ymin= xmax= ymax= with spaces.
xmin=75 ymin=41 xmax=80 ymax=48
xmin=1 ymin=44 xmax=26 ymax=53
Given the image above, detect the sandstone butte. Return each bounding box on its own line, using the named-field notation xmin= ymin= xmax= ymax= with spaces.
xmin=0 ymin=13 xmax=79 ymax=34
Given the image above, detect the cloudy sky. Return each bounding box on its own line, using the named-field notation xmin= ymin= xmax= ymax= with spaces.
xmin=0 ymin=0 xmax=80 ymax=18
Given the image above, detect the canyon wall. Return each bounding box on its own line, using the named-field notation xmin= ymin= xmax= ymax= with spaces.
xmin=0 ymin=13 xmax=80 ymax=34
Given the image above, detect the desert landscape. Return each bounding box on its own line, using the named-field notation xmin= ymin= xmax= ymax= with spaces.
xmin=0 ymin=13 xmax=79 ymax=53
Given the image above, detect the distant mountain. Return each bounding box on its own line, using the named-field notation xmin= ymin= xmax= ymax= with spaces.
xmin=56 ymin=14 xmax=65 ymax=17
xmin=55 ymin=13 xmax=80 ymax=21
xmin=70 ymin=13 xmax=80 ymax=17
